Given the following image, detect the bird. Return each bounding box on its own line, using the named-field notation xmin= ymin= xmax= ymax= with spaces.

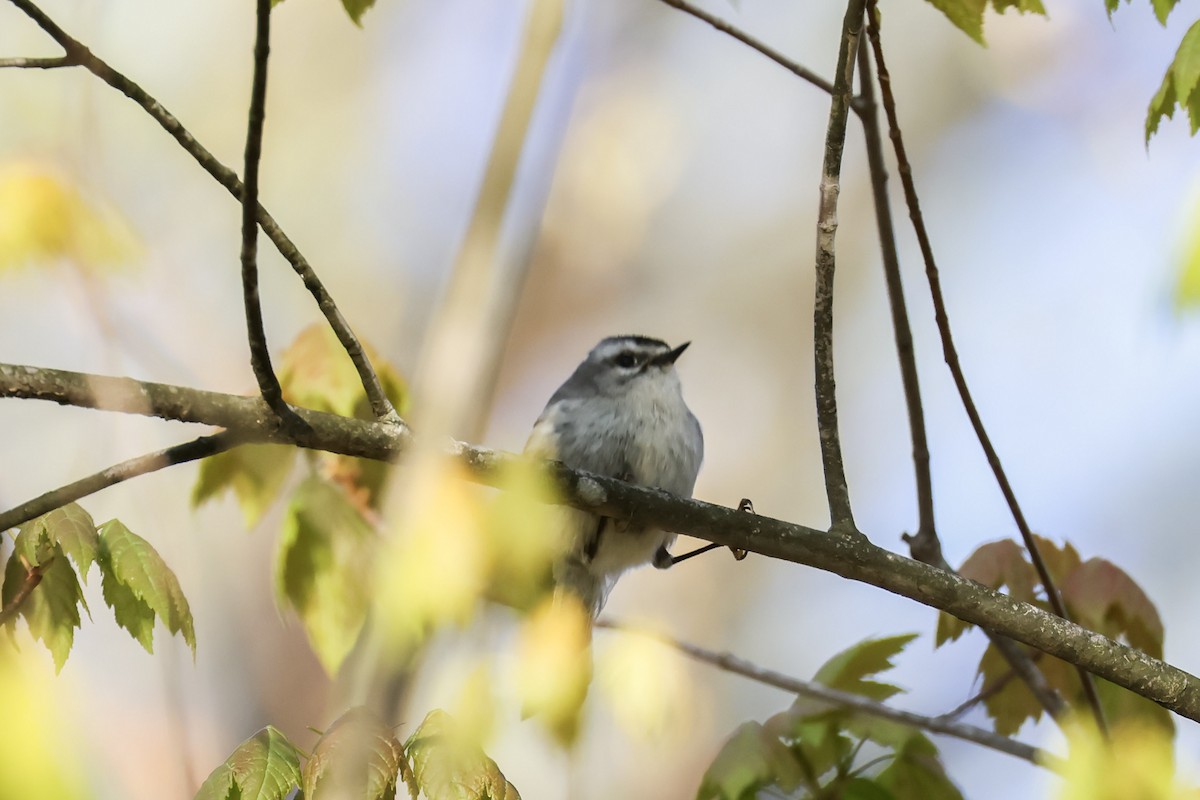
xmin=523 ymin=335 xmax=703 ymax=615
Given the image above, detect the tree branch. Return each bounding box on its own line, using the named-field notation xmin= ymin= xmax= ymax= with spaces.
xmin=812 ymin=0 xmax=867 ymax=531
xmin=3 ymin=0 xmax=402 ymax=426
xmin=0 ymin=555 xmax=53 ymax=627
xmin=0 ymin=432 xmax=242 ymax=533
xmin=863 ymin=0 xmax=1106 ymax=733
xmin=0 ymin=55 xmax=71 ymax=68
xmin=596 ymin=620 xmax=1053 ymax=767
xmin=3 ymin=361 xmax=1198 ymax=723
xmin=652 ymin=0 xmax=837 ymax=95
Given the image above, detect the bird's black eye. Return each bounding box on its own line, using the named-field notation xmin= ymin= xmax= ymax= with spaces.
xmin=615 ymin=352 xmax=638 ymax=369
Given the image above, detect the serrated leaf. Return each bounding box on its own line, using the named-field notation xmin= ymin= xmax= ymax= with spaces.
xmin=278 ymin=323 xmax=407 ymax=420
xmin=97 ymin=520 xmax=195 ymax=655
xmin=1147 ymin=21 xmax=1200 ymax=141
xmin=194 ymin=726 xmax=303 ymax=800
xmin=192 ymin=445 xmax=296 ymax=528
xmin=977 ymin=641 xmax=1053 ymax=735
xmin=1151 ymin=0 xmax=1179 ymax=25
xmin=303 ymin=707 xmax=405 ymax=800
xmin=695 ymin=721 xmax=804 ymax=800
xmin=276 ymin=475 xmax=374 ymax=675
xmin=811 ymin=634 xmax=917 ymax=702
xmin=406 ymin=709 xmax=521 ymax=800
xmin=18 ymin=504 xmax=99 ymax=582
xmin=0 ymin=161 xmax=141 ymax=274
xmin=874 ymin=734 xmax=962 ymax=800
xmin=923 ymin=0 xmax=986 ymax=43
xmin=341 ymin=0 xmax=376 ymax=25
xmin=1 ymin=535 xmax=87 ymax=671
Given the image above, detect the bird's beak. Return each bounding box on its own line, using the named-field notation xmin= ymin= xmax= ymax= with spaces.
xmin=653 ymin=341 xmax=690 ymax=366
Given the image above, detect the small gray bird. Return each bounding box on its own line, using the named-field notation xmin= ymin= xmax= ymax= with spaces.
xmin=524 ymin=335 xmax=703 ymax=614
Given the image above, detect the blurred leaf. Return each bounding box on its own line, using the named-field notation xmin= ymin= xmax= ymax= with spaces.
xmin=0 ymin=647 xmax=88 ymax=799
xmin=1056 ymin=717 xmax=1199 ymax=799
xmin=920 ymin=0 xmax=1045 ymax=44
xmin=598 ymin=629 xmax=692 ymax=739
xmin=484 ymin=459 xmax=566 ymax=611
xmin=874 ymin=734 xmax=963 ymax=800
xmin=842 ymin=779 xmax=898 ymax=800
xmin=976 ymin=643 xmax=1052 ymax=735
xmin=0 ymin=161 xmax=141 ymax=274
xmin=766 ymin=716 xmax=855 ymax=782
xmin=1 ymin=527 xmax=87 ymax=671
xmin=375 ymin=458 xmax=489 ymax=656
xmin=192 ymin=445 xmax=296 ymax=528
xmin=811 ymin=633 xmax=917 ymax=702
xmin=97 ymin=519 xmax=195 ymax=655
xmin=1147 ymin=21 xmax=1200 ymax=141
xmin=1062 ymin=558 xmax=1163 ymax=657
xmin=1176 ymin=199 xmax=1200 ymax=309
xmin=1106 ymin=0 xmax=1180 ymax=24
xmin=518 ymin=595 xmax=592 ymax=745
xmin=18 ymin=503 xmax=99 ymax=582
xmin=1032 ymin=533 xmax=1082 ymax=585
xmin=340 ymin=0 xmax=376 ymax=25
xmin=276 ymin=475 xmax=375 ymax=675
xmin=303 ymin=707 xmax=406 ymax=800
xmin=937 ymin=538 xmax=1037 ymax=646
xmin=1094 ymin=675 xmax=1175 ymax=737
xmin=278 ymin=323 xmax=407 ymax=420
xmin=194 ymin=726 xmax=303 ymax=800
xmin=695 ymin=721 xmax=804 ymax=800
xmin=452 ymin=665 xmax=498 ymax=746
xmin=406 ymin=709 xmax=520 ymax=800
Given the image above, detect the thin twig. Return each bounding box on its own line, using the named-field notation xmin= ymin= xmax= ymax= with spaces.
xmin=854 ymin=40 xmax=934 ymax=541
xmin=863 ymin=0 xmax=1106 ymax=735
xmin=0 ymin=55 xmax=72 ymax=68
xmin=238 ymin=0 xmax=296 ymax=428
xmin=812 ymin=0 xmax=866 ymax=531
xmin=652 ymin=0 xmax=836 ymax=95
xmin=0 ymin=556 xmax=53 ymax=627
xmin=3 ymin=0 xmax=400 ymax=425
xmin=3 ymin=361 xmax=1200 ymax=722
xmin=595 ymin=620 xmax=1054 ymax=767
xmin=941 ymin=653 xmax=1043 ymax=721
xmin=0 ymin=432 xmax=241 ymax=533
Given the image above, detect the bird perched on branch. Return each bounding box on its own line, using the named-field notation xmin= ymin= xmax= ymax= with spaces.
xmin=524 ymin=335 xmax=703 ymax=614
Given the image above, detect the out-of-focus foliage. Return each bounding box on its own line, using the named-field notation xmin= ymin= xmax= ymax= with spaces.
xmin=918 ymin=0 xmax=1046 ymax=44
xmin=1147 ymin=20 xmax=1200 ymax=140
xmin=698 ymin=634 xmax=961 ymax=800
xmin=193 ymin=726 xmax=303 ymax=800
xmin=1056 ymin=717 xmax=1200 ymax=799
xmin=192 ymin=445 xmax=296 ymax=528
xmin=2 ymin=504 xmax=194 ymax=668
xmin=302 ymin=707 xmax=410 ymax=800
xmin=406 ymin=709 xmax=521 ymax=800
xmin=276 ymin=475 xmax=376 ymax=675
xmin=936 ymin=535 xmax=1169 ymax=736
xmin=517 ymin=594 xmax=592 ymax=745
xmin=1176 ymin=193 xmax=1200 ymax=309
xmin=0 ymin=646 xmax=88 ymax=800
xmin=0 ymin=161 xmax=141 ymax=274
xmin=597 ymin=628 xmax=694 ymax=739
xmin=272 ymin=0 xmax=376 ymax=27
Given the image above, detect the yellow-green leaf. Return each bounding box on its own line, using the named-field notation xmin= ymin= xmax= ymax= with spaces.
xmin=341 ymin=0 xmax=376 ymax=25
xmin=97 ymin=520 xmax=195 ymax=655
xmin=302 ymin=707 xmax=406 ymax=800
xmin=696 ymin=721 xmax=804 ymax=800
xmin=811 ymin=633 xmax=917 ymax=702
xmin=194 ymin=726 xmax=303 ymax=800
xmin=0 ymin=161 xmax=140 ymax=274
xmin=18 ymin=503 xmax=99 ymax=582
xmin=276 ymin=476 xmax=374 ymax=675
xmin=278 ymin=323 xmax=407 ymax=420
xmin=192 ymin=444 xmax=296 ymax=528
xmin=1 ymin=533 xmax=87 ymax=671
xmin=406 ymin=710 xmax=521 ymax=800
xmin=1147 ymin=21 xmax=1200 ymax=141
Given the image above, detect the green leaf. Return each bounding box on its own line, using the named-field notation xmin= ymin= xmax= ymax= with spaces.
xmin=874 ymin=734 xmax=962 ymax=800
xmin=2 ymin=531 xmax=87 ymax=670
xmin=1151 ymin=0 xmax=1179 ymax=24
xmin=192 ymin=445 xmax=296 ymax=528
xmin=695 ymin=721 xmax=804 ymax=800
xmin=278 ymin=323 xmax=407 ymax=420
xmin=303 ymin=707 xmax=407 ymax=800
xmin=406 ymin=709 xmax=520 ymax=800
xmin=923 ymin=0 xmax=985 ymax=43
xmin=18 ymin=504 xmax=99 ymax=581
xmin=843 ymin=778 xmax=898 ymax=800
xmin=276 ymin=476 xmax=375 ymax=675
xmin=341 ymin=0 xmax=376 ymax=26
xmin=96 ymin=520 xmax=195 ymax=655
xmin=194 ymin=726 xmax=303 ymax=800
xmin=1147 ymin=21 xmax=1200 ymax=141
xmin=811 ymin=634 xmax=918 ymax=702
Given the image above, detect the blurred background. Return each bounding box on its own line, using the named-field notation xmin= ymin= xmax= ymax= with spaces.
xmin=3 ymin=0 xmax=1200 ymax=797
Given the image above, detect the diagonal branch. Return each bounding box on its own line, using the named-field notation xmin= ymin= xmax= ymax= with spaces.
xmin=863 ymin=0 xmax=1106 ymax=734
xmin=2 ymin=361 xmax=1198 ymax=723
xmin=0 ymin=55 xmax=70 ymax=68
xmin=812 ymin=0 xmax=867 ymax=531
xmin=596 ymin=620 xmax=1053 ymax=766
xmin=3 ymin=0 xmax=401 ymax=425
xmin=652 ymin=0 xmax=836 ymax=95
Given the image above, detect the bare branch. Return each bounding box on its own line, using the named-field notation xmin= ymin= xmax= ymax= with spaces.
xmin=812 ymin=0 xmax=867 ymax=530
xmin=596 ymin=620 xmax=1054 ymax=767
xmin=652 ymin=0 xmax=836 ymax=95
xmin=863 ymin=0 xmax=1106 ymax=734
xmin=0 ymin=555 xmax=53 ymax=627
xmin=0 ymin=432 xmax=241 ymax=533
xmin=3 ymin=0 xmax=401 ymax=425
xmin=2 ymin=361 xmax=1195 ymax=722
xmin=0 ymin=55 xmax=72 ymax=68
